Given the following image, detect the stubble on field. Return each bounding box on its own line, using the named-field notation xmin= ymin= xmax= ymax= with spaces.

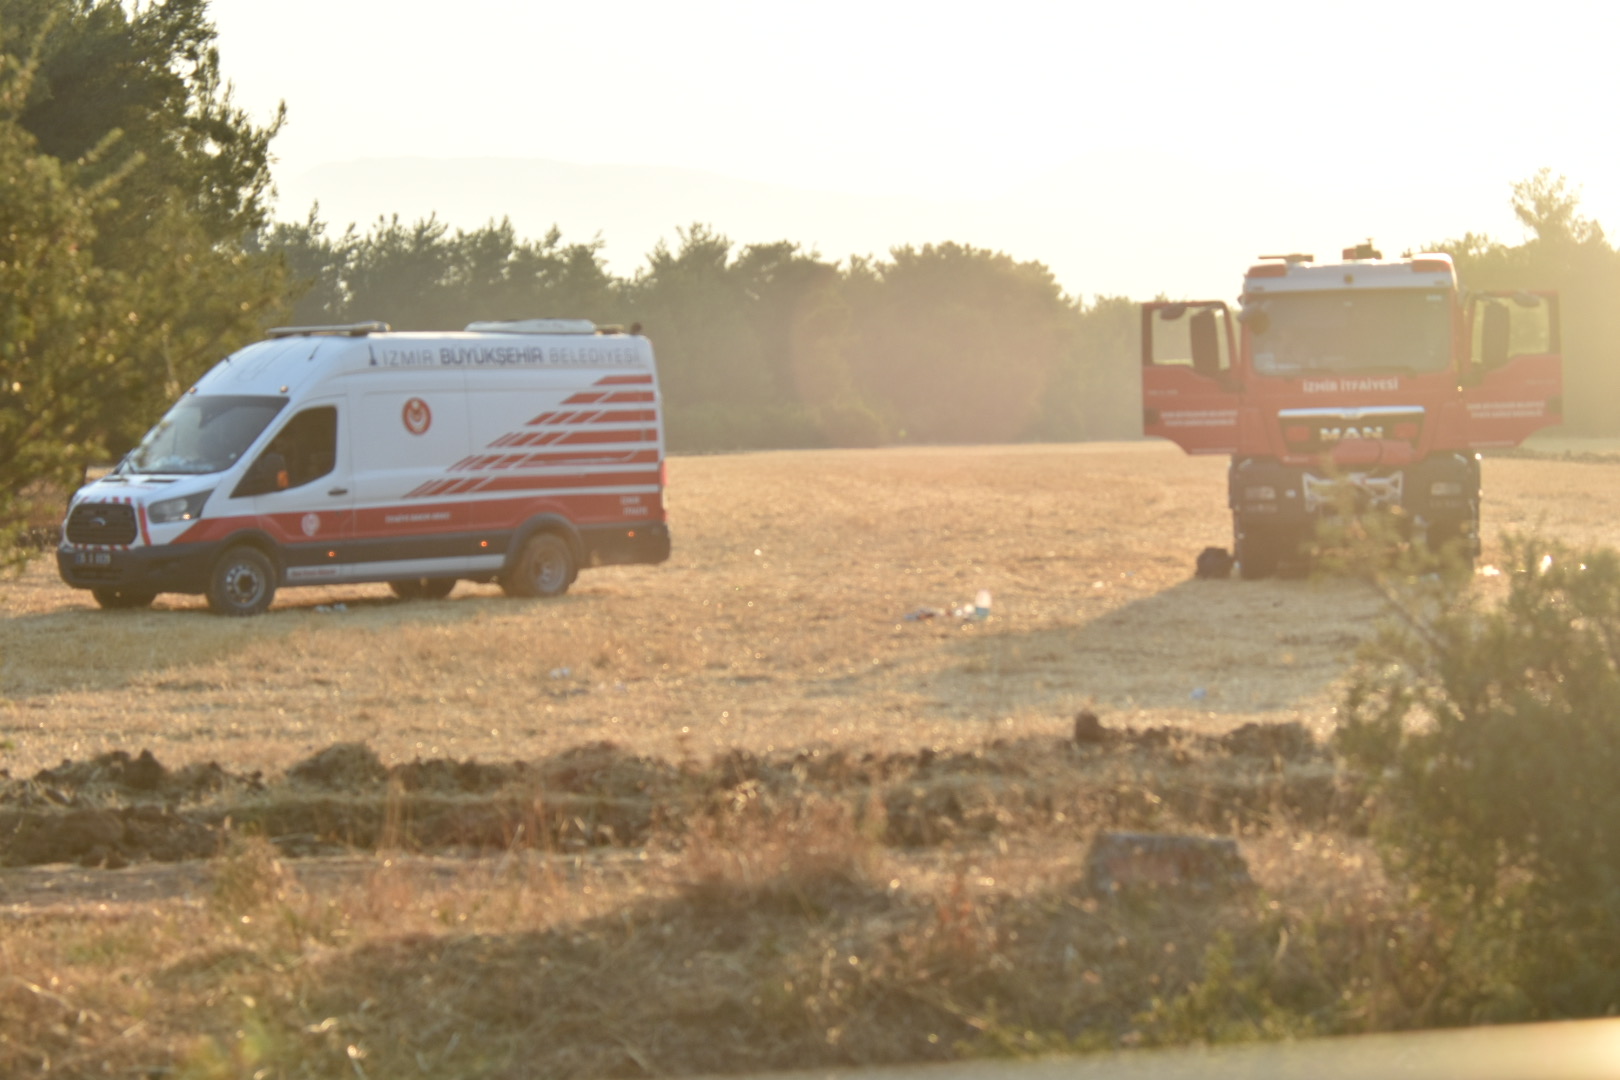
xmin=4 ymin=442 xmax=1617 ymax=777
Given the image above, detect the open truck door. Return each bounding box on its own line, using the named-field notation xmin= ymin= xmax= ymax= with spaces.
xmin=1461 ymin=290 xmax=1562 ymax=448
xmin=1141 ymin=301 xmax=1242 ymax=454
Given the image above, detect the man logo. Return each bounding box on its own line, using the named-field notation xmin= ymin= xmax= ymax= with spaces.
xmin=403 ymin=397 xmax=432 ymax=435
xmin=1319 ymin=425 xmax=1384 ymax=442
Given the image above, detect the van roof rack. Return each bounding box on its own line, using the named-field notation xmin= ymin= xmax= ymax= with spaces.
xmin=266 ymin=321 xmax=391 ymax=338
xmin=465 ymin=319 xmax=596 ymax=335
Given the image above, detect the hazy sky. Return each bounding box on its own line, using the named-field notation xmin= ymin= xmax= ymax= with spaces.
xmin=208 ymin=0 xmax=1620 ymax=300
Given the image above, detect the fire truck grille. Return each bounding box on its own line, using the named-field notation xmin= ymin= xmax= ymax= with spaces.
xmin=1278 ymin=407 xmax=1425 ymax=454
xmin=65 ymin=502 xmax=137 ymax=546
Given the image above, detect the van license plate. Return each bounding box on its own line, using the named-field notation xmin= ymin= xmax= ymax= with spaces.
xmin=75 ymin=552 xmax=112 ymax=566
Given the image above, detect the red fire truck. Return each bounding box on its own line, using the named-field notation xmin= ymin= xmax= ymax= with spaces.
xmin=1142 ymin=243 xmax=1561 ymax=577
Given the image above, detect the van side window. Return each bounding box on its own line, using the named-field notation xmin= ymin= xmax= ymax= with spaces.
xmin=236 ymin=406 xmax=337 ymax=497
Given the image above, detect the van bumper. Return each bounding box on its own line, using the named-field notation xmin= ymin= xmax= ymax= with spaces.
xmin=581 ymin=522 xmax=671 ymax=567
xmin=57 ymin=541 xmax=221 ymax=596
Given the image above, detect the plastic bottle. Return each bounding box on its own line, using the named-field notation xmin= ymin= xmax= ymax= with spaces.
xmin=974 ymin=589 xmax=992 ymax=618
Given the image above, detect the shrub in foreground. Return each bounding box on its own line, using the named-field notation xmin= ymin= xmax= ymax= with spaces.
xmin=1338 ymin=535 xmax=1620 ymax=1020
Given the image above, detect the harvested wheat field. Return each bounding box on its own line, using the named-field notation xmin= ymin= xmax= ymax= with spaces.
xmin=2 ymin=440 xmax=1619 ymax=1077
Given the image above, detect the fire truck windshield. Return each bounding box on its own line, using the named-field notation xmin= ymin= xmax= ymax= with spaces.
xmin=1247 ymin=289 xmax=1452 ymax=377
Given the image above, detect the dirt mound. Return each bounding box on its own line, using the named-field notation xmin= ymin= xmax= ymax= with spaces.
xmin=0 ymin=805 xmax=221 ymax=868
xmin=4 ymin=749 xmax=255 ymax=808
xmin=1218 ymin=721 xmax=1322 ymax=761
xmin=535 ymin=741 xmax=682 ymax=798
xmin=0 ymin=732 xmax=1356 ymax=868
xmin=286 ymin=742 xmax=389 ymax=788
xmin=391 ymin=757 xmax=527 ymax=793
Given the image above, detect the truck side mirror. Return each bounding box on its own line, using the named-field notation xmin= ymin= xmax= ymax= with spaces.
xmin=1190 ymin=309 xmax=1221 ymax=377
xmin=1481 ymin=302 xmax=1510 ymax=370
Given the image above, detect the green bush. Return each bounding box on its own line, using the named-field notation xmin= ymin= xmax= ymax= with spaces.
xmin=1337 ymin=535 xmax=1620 ymax=1020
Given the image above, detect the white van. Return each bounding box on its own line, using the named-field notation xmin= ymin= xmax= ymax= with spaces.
xmin=56 ymin=320 xmax=670 ymax=615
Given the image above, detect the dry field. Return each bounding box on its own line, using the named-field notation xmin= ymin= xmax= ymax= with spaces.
xmin=2 ymin=440 xmax=1619 ymax=1077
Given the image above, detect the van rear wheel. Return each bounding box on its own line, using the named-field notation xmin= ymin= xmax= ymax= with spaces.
xmin=502 ymin=533 xmax=574 ymax=598
xmin=390 ymin=578 xmax=456 ymax=600
xmin=207 ymin=546 xmax=277 ymax=616
xmin=92 ymin=587 xmax=156 ymax=610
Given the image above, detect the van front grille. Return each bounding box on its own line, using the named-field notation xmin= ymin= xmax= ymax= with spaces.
xmin=66 ymin=502 xmax=137 ymax=546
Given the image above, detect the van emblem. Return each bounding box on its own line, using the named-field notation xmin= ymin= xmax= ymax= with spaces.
xmin=403 ymin=397 xmax=432 ymax=435
xmin=301 ymin=513 xmax=320 ymax=537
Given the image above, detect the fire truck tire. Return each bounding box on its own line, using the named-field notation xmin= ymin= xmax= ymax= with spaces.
xmin=1236 ymin=529 xmax=1282 ymax=580
xmin=206 ymin=546 xmax=277 ymax=616
xmin=501 ymin=532 xmax=574 ymax=598
xmin=1424 ymin=519 xmax=1477 ymax=571
xmin=389 ymin=578 xmax=456 ymax=600
xmin=92 ymin=587 xmax=156 ymax=610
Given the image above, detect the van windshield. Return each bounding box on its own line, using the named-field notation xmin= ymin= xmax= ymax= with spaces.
xmin=1247 ymin=289 xmax=1453 ymax=376
xmin=122 ymin=395 xmax=288 ymax=475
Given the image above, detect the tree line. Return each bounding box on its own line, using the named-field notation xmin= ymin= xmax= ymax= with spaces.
xmin=2 ymin=0 xmax=1617 ymax=556
xmin=259 ymin=213 xmax=1142 ymax=452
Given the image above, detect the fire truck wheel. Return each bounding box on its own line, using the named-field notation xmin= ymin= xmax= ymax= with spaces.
xmin=207 ymin=546 xmax=277 ymax=616
xmin=390 ymin=578 xmax=456 ymax=600
xmin=502 ymin=532 xmax=574 ymax=598
xmin=1423 ymin=520 xmax=1477 ymax=572
xmin=91 ymin=587 xmax=156 ymax=610
xmin=1236 ymin=530 xmax=1281 ymax=580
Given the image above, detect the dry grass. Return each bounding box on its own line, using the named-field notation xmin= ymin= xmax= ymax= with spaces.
xmin=3 ymin=441 xmax=1618 ymax=1076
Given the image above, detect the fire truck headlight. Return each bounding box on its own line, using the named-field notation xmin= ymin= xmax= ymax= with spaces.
xmin=148 ymin=490 xmax=213 ymax=524
xmin=1244 ymin=485 xmax=1277 ymax=501
xmin=1430 ymin=481 xmax=1463 ymax=498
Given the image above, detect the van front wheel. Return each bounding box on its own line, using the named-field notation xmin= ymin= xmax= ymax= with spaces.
xmin=207 ymin=546 xmax=277 ymax=616
xmin=501 ymin=533 xmax=574 ymax=598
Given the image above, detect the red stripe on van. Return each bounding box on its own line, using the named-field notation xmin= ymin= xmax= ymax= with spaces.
xmin=463 ymin=470 xmax=661 ymax=494
xmin=519 ymin=449 xmax=659 ymax=468
xmin=558 ymin=429 xmax=652 ymax=445
xmin=594 ymin=374 xmax=654 ymax=385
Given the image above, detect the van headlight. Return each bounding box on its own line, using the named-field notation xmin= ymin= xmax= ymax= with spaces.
xmin=148 ymin=490 xmax=213 ymax=524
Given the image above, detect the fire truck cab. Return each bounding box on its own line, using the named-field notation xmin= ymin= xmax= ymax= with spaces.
xmin=1142 ymin=244 xmax=1561 ymax=577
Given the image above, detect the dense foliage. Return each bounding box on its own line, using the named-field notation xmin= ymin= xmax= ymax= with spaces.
xmin=0 ymin=0 xmax=287 ymax=555
xmin=1338 ymin=537 xmax=1620 ymax=1020
xmin=261 ymin=214 xmax=1142 ymax=452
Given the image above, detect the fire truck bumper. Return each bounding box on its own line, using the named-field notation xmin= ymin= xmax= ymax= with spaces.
xmin=1229 ymin=454 xmax=1480 ymax=530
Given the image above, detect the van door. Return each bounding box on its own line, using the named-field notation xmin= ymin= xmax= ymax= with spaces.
xmin=1141 ymin=301 xmax=1242 ymax=454
xmin=233 ymin=399 xmax=355 ymax=584
xmin=1461 ymin=291 xmax=1562 ymax=447
xmin=346 ymin=372 xmax=480 ymax=581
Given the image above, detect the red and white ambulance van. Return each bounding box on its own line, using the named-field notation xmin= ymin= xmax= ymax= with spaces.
xmin=57 ymin=319 xmax=670 ymax=614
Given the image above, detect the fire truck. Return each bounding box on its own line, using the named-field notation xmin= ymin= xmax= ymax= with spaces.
xmin=1142 ymin=243 xmax=1561 ymax=577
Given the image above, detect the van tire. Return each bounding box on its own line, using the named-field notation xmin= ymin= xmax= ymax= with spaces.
xmin=502 ymin=533 xmax=574 ymax=598
xmin=390 ymin=578 xmax=456 ymax=600
xmin=207 ymin=546 xmax=277 ymax=616
xmin=92 ymin=587 xmax=156 ymax=610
